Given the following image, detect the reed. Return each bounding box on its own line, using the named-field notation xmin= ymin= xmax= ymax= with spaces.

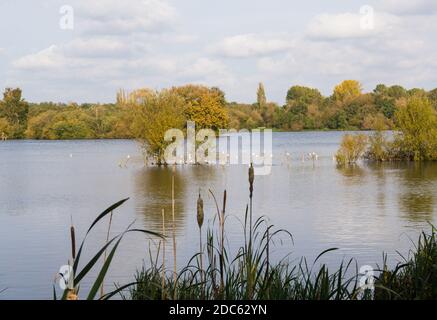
xmin=54 ymin=198 xmax=164 ymax=300
xmin=171 ymin=164 xmax=177 ymax=299
xmin=374 ymin=225 xmax=437 ymax=300
xmin=100 ymin=210 xmax=114 ymax=298
xmin=197 ymin=192 xmax=204 ymax=292
xmin=161 ymin=209 xmax=166 ymax=300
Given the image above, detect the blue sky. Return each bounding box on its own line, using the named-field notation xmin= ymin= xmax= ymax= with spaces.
xmin=1 ymin=0 xmax=437 ymax=104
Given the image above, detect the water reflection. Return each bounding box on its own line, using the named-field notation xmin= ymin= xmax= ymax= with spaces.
xmin=336 ymin=164 xmax=367 ymax=185
xmin=133 ymin=165 xmax=221 ymax=232
xmin=133 ymin=167 xmax=186 ymax=232
xmin=398 ymin=162 xmax=437 ymax=221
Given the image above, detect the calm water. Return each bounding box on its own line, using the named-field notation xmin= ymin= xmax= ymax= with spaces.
xmin=1 ymin=132 xmax=436 ymax=299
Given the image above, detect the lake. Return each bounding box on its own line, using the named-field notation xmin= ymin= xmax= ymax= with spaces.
xmin=1 ymin=132 xmax=436 ymax=299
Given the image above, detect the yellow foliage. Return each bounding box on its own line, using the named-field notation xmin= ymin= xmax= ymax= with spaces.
xmin=333 ymin=80 xmax=363 ymax=102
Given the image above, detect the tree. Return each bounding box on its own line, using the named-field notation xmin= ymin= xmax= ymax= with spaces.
xmin=121 ymin=89 xmax=186 ymax=164
xmin=0 ymin=118 xmax=12 ymax=140
xmin=286 ymin=86 xmax=323 ymax=105
xmin=256 ymin=83 xmax=267 ymax=109
xmin=394 ymin=95 xmax=437 ymax=160
xmin=333 ymin=80 xmax=362 ymax=101
xmin=0 ymin=88 xmax=29 ymax=138
xmin=408 ymin=88 xmax=427 ymax=98
xmin=428 ymin=88 xmax=437 ymax=110
xmin=25 ymin=110 xmax=57 ymax=139
xmin=172 ymin=85 xmax=229 ymax=130
xmin=387 ymin=85 xmax=407 ymax=99
xmin=335 ymin=134 xmax=368 ymax=165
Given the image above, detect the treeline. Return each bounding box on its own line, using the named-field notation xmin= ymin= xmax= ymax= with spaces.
xmin=229 ymin=80 xmax=437 ymax=131
xmin=335 ymin=94 xmax=437 ymax=163
xmin=1 ymin=81 xmax=437 ymax=141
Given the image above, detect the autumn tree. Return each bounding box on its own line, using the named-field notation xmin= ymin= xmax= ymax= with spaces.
xmin=428 ymin=88 xmax=437 ymax=110
xmin=119 ymin=88 xmax=186 ymax=164
xmin=0 ymin=88 xmax=29 ymax=138
xmin=333 ymin=80 xmax=362 ymax=102
xmin=172 ymin=84 xmax=229 ymax=130
xmin=394 ymin=95 xmax=437 ymax=160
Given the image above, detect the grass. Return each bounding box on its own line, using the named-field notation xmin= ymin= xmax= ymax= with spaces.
xmin=374 ymin=226 xmax=437 ymax=300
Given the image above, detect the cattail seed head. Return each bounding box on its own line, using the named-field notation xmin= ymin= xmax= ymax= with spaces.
xmin=70 ymin=225 xmax=76 ymax=260
xmin=249 ymin=163 xmax=254 ymax=197
xmin=197 ymin=193 xmax=204 ymax=229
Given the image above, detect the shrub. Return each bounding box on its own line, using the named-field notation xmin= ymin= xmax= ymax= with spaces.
xmin=335 ymin=134 xmax=368 ymax=165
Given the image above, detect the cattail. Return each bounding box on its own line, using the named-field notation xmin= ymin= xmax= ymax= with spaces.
xmin=197 ymin=192 xmax=205 ymax=293
xmin=161 ymin=209 xmax=166 ymax=300
xmin=70 ymin=225 xmax=76 ymax=261
xmin=249 ymin=163 xmax=254 ymax=198
xmin=171 ymin=164 xmax=177 ymax=299
xmin=197 ymin=193 xmax=204 ymax=229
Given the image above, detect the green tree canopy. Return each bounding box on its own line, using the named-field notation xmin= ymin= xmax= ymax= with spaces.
xmin=257 ymin=83 xmax=267 ymax=109
xmin=395 ymin=95 xmax=437 ymax=160
xmin=0 ymin=88 xmax=29 ymax=138
xmin=286 ymin=86 xmax=323 ymax=105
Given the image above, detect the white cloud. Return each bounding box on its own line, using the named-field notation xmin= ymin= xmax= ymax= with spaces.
xmin=75 ymin=0 xmax=178 ymax=35
xmin=381 ymin=0 xmax=437 ymax=15
xmin=210 ymin=34 xmax=292 ymax=58
xmin=306 ymin=12 xmax=399 ymax=40
xmin=13 ymin=45 xmax=65 ymax=70
xmin=5 ymin=1 xmax=437 ymax=103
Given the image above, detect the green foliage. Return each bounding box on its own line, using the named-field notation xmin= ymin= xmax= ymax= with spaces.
xmin=3 ymin=83 xmax=437 ymax=139
xmin=119 ymin=89 xmax=186 ymax=164
xmin=375 ymin=227 xmax=437 ymax=300
xmin=394 ymin=96 xmax=437 ymax=160
xmin=428 ymin=88 xmax=437 ymax=110
xmin=0 ymin=88 xmax=29 ymax=138
xmin=286 ymin=85 xmax=323 ymax=105
xmin=256 ymin=82 xmax=267 ymax=109
xmin=54 ymin=198 xmax=163 ymax=300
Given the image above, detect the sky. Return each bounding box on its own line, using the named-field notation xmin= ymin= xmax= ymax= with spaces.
xmin=0 ymin=0 xmax=436 ymax=104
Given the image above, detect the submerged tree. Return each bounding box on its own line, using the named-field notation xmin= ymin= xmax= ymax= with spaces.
xmin=119 ymin=88 xmax=186 ymax=164
xmin=335 ymin=134 xmax=368 ymax=165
